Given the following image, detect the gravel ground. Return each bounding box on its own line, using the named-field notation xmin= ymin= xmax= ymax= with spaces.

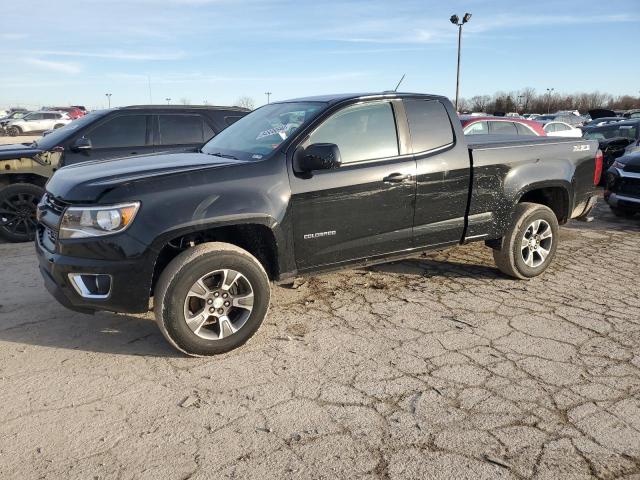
xmin=0 ymin=202 xmax=638 ymax=479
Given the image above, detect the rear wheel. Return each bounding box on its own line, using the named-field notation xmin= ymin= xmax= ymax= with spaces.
xmin=610 ymin=206 xmax=636 ymax=218
xmin=492 ymin=202 xmax=559 ymax=279
xmin=154 ymin=242 xmax=271 ymax=356
xmin=0 ymin=183 xmax=44 ymax=242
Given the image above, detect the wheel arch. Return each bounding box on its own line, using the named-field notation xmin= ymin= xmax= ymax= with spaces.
xmin=516 ymin=182 xmax=572 ymax=224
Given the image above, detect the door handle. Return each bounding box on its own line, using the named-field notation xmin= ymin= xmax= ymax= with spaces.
xmin=383 ymin=172 xmax=412 ymax=183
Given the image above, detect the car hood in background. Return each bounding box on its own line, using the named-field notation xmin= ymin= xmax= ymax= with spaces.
xmin=0 ymin=143 xmax=43 ymax=160
xmin=588 ymin=109 xmax=617 ymax=120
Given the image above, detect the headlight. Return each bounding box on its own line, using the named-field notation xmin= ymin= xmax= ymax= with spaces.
xmin=59 ymin=202 xmax=140 ymax=239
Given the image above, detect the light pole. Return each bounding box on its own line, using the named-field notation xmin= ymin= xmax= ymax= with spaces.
xmin=165 ymin=97 xmax=171 ymax=105
xmin=546 ymin=88 xmax=554 ymax=114
xmin=265 ymin=92 xmax=272 ymax=104
xmin=518 ymin=95 xmax=525 ymax=114
xmin=450 ymin=12 xmax=472 ymax=112
xmin=105 ymin=93 xmax=112 ymax=108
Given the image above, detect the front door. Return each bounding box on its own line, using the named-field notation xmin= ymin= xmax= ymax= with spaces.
xmin=289 ymin=100 xmax=416 ymax=270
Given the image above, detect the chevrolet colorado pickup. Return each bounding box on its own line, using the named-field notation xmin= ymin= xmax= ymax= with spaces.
xmin=36 ymin=93 xmax=601 ymax=356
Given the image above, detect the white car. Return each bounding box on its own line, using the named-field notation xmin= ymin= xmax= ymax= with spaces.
xmin=6 ymin=111 xmax=71 ymax=136
xmin=542 ymin=121 xmax=583 ymax=138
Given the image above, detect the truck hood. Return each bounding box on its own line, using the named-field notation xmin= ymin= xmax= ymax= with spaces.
xmin=0 ymin=142 xmax=43 ymax=160
xmin=46 ymin=152 xmax=247 ymax=202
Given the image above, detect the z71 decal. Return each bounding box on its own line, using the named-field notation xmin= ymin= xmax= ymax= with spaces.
xmin=573 ymin=145 xmax=590 ymax=152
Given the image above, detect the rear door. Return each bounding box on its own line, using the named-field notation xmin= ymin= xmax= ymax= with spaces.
xmin=290 ymin=100 xmax=416 ymax=269
xmin=63 ymin=113 xmax=153 ymax=164
xmin=406 ymin=98 xmax=471 ymax=247
xmin=154 ymin=113 xmax=213 ymax=154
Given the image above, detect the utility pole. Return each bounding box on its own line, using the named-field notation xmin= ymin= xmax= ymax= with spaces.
xmin=450 ymin=13 xmax=472 ymax=112
xmin=265 ymin=92 xmax=272 ymax=104
xmin=546 ymin=88 xmax=554 ymax=114
xmin=105 ymin=93 xmax=112 ymax=108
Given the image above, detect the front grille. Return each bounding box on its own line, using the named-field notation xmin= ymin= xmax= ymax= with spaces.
xmin=42 ymin=193 xmax=68 ymax=215
xmin=625 ymin=164 xmax=640 ymax=174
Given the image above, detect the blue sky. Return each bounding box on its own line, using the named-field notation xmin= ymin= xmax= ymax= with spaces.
xmin=1 ymin=0 xmax=639 ymax=109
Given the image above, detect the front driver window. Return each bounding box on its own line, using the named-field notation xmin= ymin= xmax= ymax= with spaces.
xmin=87 ymin=115 xmax=147 ymax=149
xmin=308 ymin=102 xmax=399 ymax=164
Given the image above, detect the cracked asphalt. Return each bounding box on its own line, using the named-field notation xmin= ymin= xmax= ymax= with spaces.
xmin=0 ymin=197 xmax=639 ymax=478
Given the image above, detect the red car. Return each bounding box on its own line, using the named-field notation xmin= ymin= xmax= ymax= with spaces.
xmin=47 ymin=107 xmax=86 ymax=120
xmin=460 ymin=116 xmax=546 ymax=136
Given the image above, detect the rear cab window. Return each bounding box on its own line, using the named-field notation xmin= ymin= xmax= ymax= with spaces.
xmin=403 ymin=99 xmax=454 ymax=152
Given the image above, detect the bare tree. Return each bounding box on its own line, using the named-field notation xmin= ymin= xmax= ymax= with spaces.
xmin=235 ymin=96 xmax=255 ymax=110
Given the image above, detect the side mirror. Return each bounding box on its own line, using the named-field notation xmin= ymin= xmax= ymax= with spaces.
xmin=298 ymin=143 xmax=342 ymax=172
xmin=71 ymin=137 xmax=92 ymax=152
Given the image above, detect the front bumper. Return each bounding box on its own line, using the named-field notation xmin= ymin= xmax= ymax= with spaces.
xmin=36 ymin=234 xmax=154 ymax=314
xmin=604 ymin=167 xmax=640 ymax=212
xmin=604 ymin=192 xmax=640 ymax=211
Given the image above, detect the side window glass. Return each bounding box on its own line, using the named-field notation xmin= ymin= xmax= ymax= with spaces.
xmin=308 ymin=102 xmax=399 ymax=164
xmin=158 ymin=115 xmax=204 ymax=145
xmin=515 ymin=123 xmax=536 ymax=136
xmin=464 ymin=121 xmax=488 ymax=135
xmin=87 ymin=115 xmax=147 ymax=148
xmin=490 ymin=121 xmax=518 ymax=134
xmin=404 ymin=99 xmax=454 ymax=151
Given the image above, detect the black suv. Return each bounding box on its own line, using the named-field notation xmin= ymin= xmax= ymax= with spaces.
xmin=0 ymin=105 xmax=249 ymax=242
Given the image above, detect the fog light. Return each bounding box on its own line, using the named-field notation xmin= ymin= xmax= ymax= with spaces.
xmin=68 ymin=274 xmax=112 ymax=299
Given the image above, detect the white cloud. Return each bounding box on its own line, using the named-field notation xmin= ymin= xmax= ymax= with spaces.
xmin=26 ymin=49 xmax=186 ymax=61
xmin=23 ymin=58 xmax=82 ymax=74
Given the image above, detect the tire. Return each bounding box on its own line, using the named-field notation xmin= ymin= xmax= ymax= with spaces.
xmin=610 ymin=206 xmax=636 ymax=218
xmin=154 ymin=242 xmax=271 ymax=356
xmin=492 ymin=202 xmax=559 ymax=279
xmin=7 ymin=126 xmax=21 ymax=137
xmin=0 ymin=183 xmax=44 ymax=242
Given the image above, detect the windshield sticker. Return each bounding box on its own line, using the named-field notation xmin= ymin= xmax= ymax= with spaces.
xmin=256 ymin=123 xmax=298 ymax=140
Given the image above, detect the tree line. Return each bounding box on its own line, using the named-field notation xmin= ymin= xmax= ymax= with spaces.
xmin=459 ymin=88 xmax=640 ymax=114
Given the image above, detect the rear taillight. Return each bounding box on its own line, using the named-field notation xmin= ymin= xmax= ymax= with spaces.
xmin=594 ymin=149 xmax=603 ymax=186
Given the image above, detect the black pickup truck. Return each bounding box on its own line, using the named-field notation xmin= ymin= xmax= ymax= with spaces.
xmin=36 ymin=92 xmax=601 ymax=356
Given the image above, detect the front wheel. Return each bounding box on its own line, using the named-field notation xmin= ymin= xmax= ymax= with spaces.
xmin=7 ymin=126 xmax=20 ymax=137
xmin=154 ymin=242 xmax=271 ymax=356
xmin=492 ymin=202 xmax=559 ymax=279
xmin=0 ymin=183 xmax=44 ymax=242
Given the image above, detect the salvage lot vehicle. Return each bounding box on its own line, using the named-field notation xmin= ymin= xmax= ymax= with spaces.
xmin=5 ymin=111 xmax=71 ymax=136
xmin=35 ymin=92 xmax=602 ymax=356
xmin=460 ymin=115 xmax=545 ymax=136
xmin=0 ymin=105 xmax=249 ymax=242
xmin=604 ymin=151 xmax=640 ymax=217
xmin=583 ymin=119 xmax=640 ymax=184
xmin=542 ymin=121 xmax=583 ymax=137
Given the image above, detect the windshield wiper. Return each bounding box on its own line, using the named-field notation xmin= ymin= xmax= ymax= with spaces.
xmin=206 ymin=152 xmax=238 ymax=160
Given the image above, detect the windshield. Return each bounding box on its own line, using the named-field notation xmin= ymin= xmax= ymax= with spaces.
xmin=583 ymin=124 xmax=638 ymax=141
xmin=34 ymin=110 xmax=108 ymax=149
xmin=201 ymin=102 xmax=326 ymax=160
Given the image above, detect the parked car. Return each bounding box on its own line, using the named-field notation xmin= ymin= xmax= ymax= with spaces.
xmin=0 ymin=105 xmax=249 ymax=242
xmin=582 ymin=120 xmax=640 ymax=184
xmin=35 ymin=92 xmax=601 ymax=355
xmin=580 ymin=117 xmax=625 ymax=129
xmin=543 ymin=121 xmax=583 ymax=137
xmin=5 ymin=111 xmax=71 ymax=136
xmin=0 ymin=110 xmax=31 ymax=134
xmin=460 ymin=116 xmax=545 ymax=136
xmin=535 ymin=114 xmax=586 ymax=127
xmin=46 ymin=107 xmax=86 ymax=120
xmin=604 ymin=152 xmax=640 ymax=217
xmin=623 ymin=109 xmax=640 ymax=119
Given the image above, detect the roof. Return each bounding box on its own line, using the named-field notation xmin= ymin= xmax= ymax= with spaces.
xmin=586 ymin=119 xmax=640 ymax=130
xmin=278 ymin=92 xmax=447 ymax=105
xmin=119 ymin=105 xmax=250 ymax=112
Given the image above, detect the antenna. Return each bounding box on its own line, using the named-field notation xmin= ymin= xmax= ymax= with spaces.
xmin=394 ymin=74 xmax=406 ymax=92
